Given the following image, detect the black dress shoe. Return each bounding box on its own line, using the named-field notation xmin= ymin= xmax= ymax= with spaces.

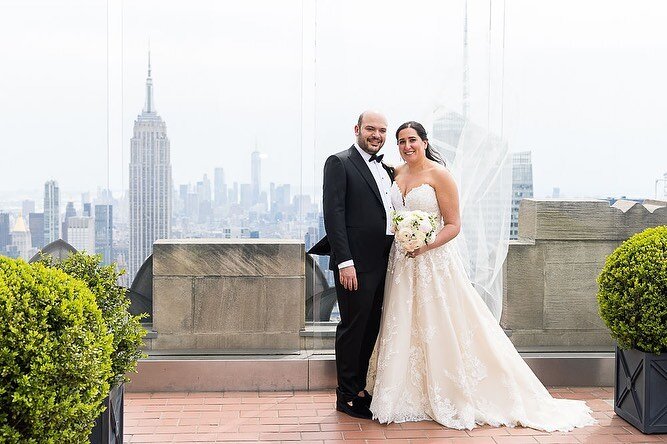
xmin=358 ymin=390 xmax=372 ymax=408
xmin=336 ymin=396 xmax=373 ymax=420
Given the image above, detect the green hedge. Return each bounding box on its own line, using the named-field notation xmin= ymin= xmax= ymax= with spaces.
xmin=597 ymin=225 xmax=667 ymax=354
xmin=40 ymin=252 xmax=146 ymax=386
xmin=0 ymin=257 xmax=113 ymax=443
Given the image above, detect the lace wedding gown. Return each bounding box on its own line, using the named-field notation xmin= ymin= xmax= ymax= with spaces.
xmin=369 ymin=182 xmax=595 ymax=432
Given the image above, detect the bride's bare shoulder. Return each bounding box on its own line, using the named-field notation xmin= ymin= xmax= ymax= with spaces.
xmin=429 ymin=165 xmax=457 ymax=191
xmin=394 ymin=163 xmax=407 ymax=177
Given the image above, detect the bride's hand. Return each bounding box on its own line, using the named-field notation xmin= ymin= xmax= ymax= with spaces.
xmin=406 ymin=244 xmax=430 ymax=258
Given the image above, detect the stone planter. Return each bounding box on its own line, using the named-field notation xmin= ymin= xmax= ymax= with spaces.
xmin=614 ymin=346 xmax=667 ymax=434
xmin=89 ymin=383 xmax=124 ymax=444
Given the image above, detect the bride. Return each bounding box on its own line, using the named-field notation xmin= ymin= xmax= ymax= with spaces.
xmin=369 ymin=121 xmax=595 ymax=432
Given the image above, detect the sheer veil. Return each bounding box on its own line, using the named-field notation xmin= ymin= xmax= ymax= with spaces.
xmin=427 ymin=106 xmax=512 ymax=320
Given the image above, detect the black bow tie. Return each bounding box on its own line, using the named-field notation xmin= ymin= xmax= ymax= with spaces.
xmin=368 ymin=153 xmax=384 ymax=163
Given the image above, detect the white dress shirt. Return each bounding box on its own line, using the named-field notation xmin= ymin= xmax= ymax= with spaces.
xmin=338 ymin=144 xmax=394 ymax=270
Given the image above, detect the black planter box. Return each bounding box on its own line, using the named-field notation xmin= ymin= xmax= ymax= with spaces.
xmin=90 ymin=383 xmax=124 ymax=444
xmin=614 ymin=346 xmax=667 ymax=434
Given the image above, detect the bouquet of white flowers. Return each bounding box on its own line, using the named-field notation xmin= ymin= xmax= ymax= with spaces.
xmin=391 ymin=210 xmax=439 ymax=252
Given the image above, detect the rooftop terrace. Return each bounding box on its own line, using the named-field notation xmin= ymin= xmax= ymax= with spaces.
xmin=123 ymin=387 xmax=664 ymax=443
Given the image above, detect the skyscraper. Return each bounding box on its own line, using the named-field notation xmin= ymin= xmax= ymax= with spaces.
xmin=28 ymin=212 xmax=45 ymax=250
xmin=0 ymin=212 xmax=10 ymax=254
xmin=43 ymin=180 xmax=60 ymax=244
xmin=67 ymin=216 xmax=95 ymax=254
xmin=10 ymin=214 xmax=32 ymax=260
xmin=251 ymin=150 xmax=261 ymax=205
xmin=214 ymin=167 xmax=227 ymax=207
xmin=129 ymin=53 xmax=172 ymax=281
xmin=240 ymin=183 xmax=253 ymax=209
xmin=62 ymin=201 xmax=76 ymax=243
xmin=95 ymin=204 xmax=113 ymax=265
xmin=22 ymin=200 xmax=35 ymax=221
xmin=510 ymin=151 xmax=534 ymax=240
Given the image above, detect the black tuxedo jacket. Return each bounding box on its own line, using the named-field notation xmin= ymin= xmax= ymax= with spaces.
xmin=309 ymin=145 xmax=394 ymax=272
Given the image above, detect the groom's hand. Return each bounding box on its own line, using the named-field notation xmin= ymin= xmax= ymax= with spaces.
xmin=339 ymin=266 xmax=358 ymax=291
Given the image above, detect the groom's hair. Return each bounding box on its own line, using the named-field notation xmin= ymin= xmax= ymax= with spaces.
xmin=357 ymin=113 xmax=364 ymax=127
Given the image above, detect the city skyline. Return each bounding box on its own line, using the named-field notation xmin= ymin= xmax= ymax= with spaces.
xmin=1 ymin=1 xmax=666 ymax=203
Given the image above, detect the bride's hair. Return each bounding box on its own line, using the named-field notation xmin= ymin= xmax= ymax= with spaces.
xmin=395 ymin=121 xmax=446 ymax=166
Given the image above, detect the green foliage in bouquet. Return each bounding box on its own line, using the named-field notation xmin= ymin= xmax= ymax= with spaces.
xmin=38 ymin=252 xmax=146 ymax=386
xmin=597 ymin=225 xmax=667 ymax=354
xmin=0 ymin=257 xmax=113 ymax=443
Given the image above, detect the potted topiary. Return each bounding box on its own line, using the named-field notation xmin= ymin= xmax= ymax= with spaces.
xmin=39 ymin=252 xmax=146 ymax=444
xmin=597 ymin=225 xmax=667 ymax=434
xmin=0 ymin=257 xmax=114 ymax=443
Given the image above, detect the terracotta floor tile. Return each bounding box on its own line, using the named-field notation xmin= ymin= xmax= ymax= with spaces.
xmin=123 ymin=387 xmax=640 ymax=443
xmin=279 ymin=441 xmax=324 ymax=444
xmin=257 ymin=431 xmax=301 ymax=441
xmin=341 ymin=430 xmax=386 ymax=439
xmin=259 ymin=416 xmax=299 ymax=425
xmin=239 ymin=409 xmax=278 ymax=418
xmin=299 ymin=431 xmax=344 ymax=440
xmin=166 ymin=397 xmax=204 ymax=405
xmin=467 ymin=427 xmax=512 ymax=436
xmin=237 ymin=424 xmax=280 ymax=433
xmin=506 ymin=427 xmax=549 ymax=436
xmin=322 ymin=440 xmax=367 ymax=444
xmin=214 ymin=431 xmax=259 ymax=441
xmin=149 ymin=393 xmax=188 ymax=399
xmin=576 ymin=435 xmax=622 ymax=443
xmin=383 ymin=428 xmax=428 ymax=439
xmin=128 ymin=434 xmax=174 ymax=442
xmin=259 ymin=390 xmax=294 ymax=397
xmin=425 ymin=429 xmax=473 ymax=438
xmin=399 ymin=420 xmax=446 ymax=430
xmin=535 ymin=435 xmax=581 ymax=443
xmin=493 ymin=436 xmax=539 ymax=443
xmin=359 ymin=421 xmax=402 ymax=431
xmin=611 ymin=434 xmax=664 ymax=442
xmin=319 ymin=422 xmax=362 ymax=432
xmin=451 ymin=437 xmax=497 ymax=444
xmin=278 ymin=424 xmax=320 ymax=432
xmin=171 ymin=432 xmax=217 ymax=442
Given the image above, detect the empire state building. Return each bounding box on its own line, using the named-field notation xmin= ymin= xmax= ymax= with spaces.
xmin=129 ymin=54 xmax=172 ymax=281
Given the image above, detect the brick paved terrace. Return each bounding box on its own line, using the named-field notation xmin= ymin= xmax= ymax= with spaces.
xmin=123 ymin=387 xmax=667 ymax=443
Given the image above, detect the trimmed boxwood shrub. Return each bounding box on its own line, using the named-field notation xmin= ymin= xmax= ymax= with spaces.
xmin=39 ymin=252 xmax=146 ymax=386
xmin=597 ymin=225 xmax=667 ymax=354
xmin=0 ymin=257 xmax=113 ymax=443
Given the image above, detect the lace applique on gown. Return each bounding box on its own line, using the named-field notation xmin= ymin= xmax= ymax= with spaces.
xmin=369 ymin=182 xmax=595 ymax=432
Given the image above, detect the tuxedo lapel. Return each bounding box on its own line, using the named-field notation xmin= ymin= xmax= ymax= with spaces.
xmin=348 ymin=146 xmax=383 ymax=206
xmin=382 ymin=163 xmax=395 ymax=182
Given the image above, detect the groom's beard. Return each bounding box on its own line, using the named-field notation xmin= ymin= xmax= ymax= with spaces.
xmin=358 ymin=138 xmax=384 ymax=154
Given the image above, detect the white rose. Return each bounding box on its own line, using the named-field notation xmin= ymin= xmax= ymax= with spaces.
xmin=398 ymin=219 xmax=411 ymax=231
xmin=397 ymin=228 xmax=412 ymax=244
xmin=418 ymin=219 xmax=432 ymax=233
xmin=413 ymin=230 xmax=426 ymax=244
xmin=406 ymin=238 xmax=422 ymax=252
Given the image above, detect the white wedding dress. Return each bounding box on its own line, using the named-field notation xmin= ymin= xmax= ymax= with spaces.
xmin=369 ymin=182 xmax=595 ymax=432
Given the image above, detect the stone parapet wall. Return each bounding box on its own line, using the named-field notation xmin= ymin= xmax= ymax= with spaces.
xmin=503 ymin=199 xmax=667 ymax=348
xmin=151 ymin=239 xmax=305 ymax=351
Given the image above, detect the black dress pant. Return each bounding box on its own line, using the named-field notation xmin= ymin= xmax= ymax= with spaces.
xmin=333 ymin=238 xmax=392 ymax=401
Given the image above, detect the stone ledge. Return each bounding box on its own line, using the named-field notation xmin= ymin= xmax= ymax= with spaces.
xmin=125 ymin=352 xmax=614 ymax=392
xmin=518 ymin=198 xmax=667 ymax=240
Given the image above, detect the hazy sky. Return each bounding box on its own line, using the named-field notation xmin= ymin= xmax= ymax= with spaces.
xmin=1 ymin=0 xmax=666 ymax=206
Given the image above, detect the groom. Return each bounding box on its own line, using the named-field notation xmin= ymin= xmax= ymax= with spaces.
xmin=309 ymin=111 xmax=394 ymax=419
